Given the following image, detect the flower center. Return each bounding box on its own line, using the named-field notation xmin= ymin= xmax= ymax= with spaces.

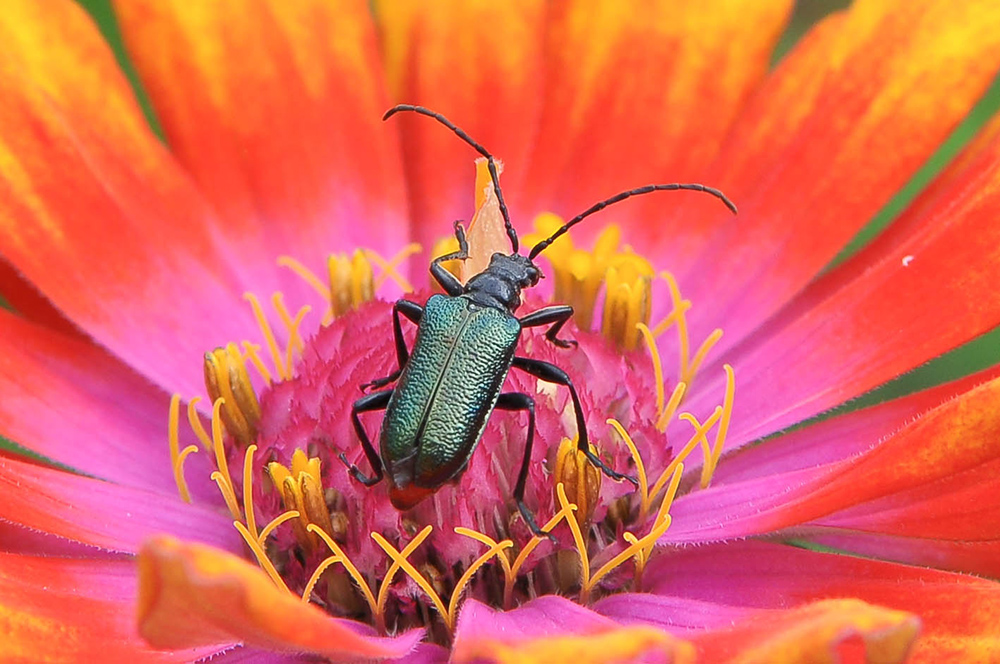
xmin=165 ymin=226 xmax=734 ymax=642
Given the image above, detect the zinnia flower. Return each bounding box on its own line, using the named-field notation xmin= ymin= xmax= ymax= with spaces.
xmin=3 ymin=0 xmax=1000 ymax=661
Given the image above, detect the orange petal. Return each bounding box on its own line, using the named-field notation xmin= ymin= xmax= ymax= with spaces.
xmin=374 ymin=0 xmax=546 ymax=256
xmin=691 ymin=599 xmax=919 ymax=663
xmin=0 ymin=552 xmax=222 ymax=662
xmin=522 ymin=0 xmax=793 ymax=224
xmin=456 ymin=625 xmax=695 ymax=664
xmin=647 ymin=541 xmax=1000 ymax=662
xmin=665 ymin=0 xmax=1000 ymax=346
xmin=138 ymin=535 xmax=421 ymax=659
xmin=0 ymin=0 xmax=258 ymax=399
xmin=114 ymin=0 xmax=410 ymax=279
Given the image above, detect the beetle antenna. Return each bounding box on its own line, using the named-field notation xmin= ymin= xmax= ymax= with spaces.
xmin=383 ymin=104 xmax=519 ymax=254
xmin=528 ymin=183 xmax=737 ymax=260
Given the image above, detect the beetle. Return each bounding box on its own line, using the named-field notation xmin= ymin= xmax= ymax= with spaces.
xmin=339 ymin=104 xmax=737 ymax=535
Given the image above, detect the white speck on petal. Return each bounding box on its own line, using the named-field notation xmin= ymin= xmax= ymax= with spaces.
xmin=902 ymin=255 xmax=914 ymax=267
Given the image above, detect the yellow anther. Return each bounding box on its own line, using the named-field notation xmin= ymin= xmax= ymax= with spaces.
xmin=328 ymin=250 xmax=375 ymax=318
xmin=204 ymin=343 xmax=261 ymax=448
xmin=167 ymin=394 xmax=198 ymax=503
xmin=553 ymin=438 xmax=603 ymax=528
xmin=282 ymin=245 xmax=421 ymax=324
xmin=601 ymin=250 xmax=654 ymax=351
xmin=525 ymin=217 xmax=622 ymax=330
xmin=267 ymin=449 xmax=335 ymax=552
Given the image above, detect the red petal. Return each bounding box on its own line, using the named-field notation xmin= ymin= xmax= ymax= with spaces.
xmin=0 ymin=0 xmax=258 ymax=398
xmin=690 ymin=599 xmax=918 ymax=663
xmin=115 ymin=0 xmax=410 ymax=286
xmin=686 ymin=115 xmax=1000 ymax=443
xmin=0 ymin=257 xmax=79 ymax=336
xmin=0 ymin=454 xmax=241 ymax=555
xmin=522 ymin=0 xmax=792 ymax=228
xmin=374 ymin=0 xmax=547 ymax=257
xmin=661 ymin=0 xmax=1000 ymax=347
xmin=669 ymin=372 xmax=1000 ymax=551
xmin=138 ymin=535 xmax=422 ymax=659
xmin=0 ymin=552 xmax=223 ymax=662
xmin=0 ymin=310 xmax=215 ymax=498
xmin=645 ymin=541 xmax=1000 ymax=662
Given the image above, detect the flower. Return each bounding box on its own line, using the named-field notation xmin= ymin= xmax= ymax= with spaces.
xmin=2 ymin=0 xmax=1000 ymax=662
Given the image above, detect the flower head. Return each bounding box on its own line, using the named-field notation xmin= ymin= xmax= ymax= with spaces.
xmin=3 ymin=0 xmax=1000 ymax=662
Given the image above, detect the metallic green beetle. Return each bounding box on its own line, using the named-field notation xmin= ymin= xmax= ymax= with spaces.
xmin=339 ymin=105 xmax=737 ymax=535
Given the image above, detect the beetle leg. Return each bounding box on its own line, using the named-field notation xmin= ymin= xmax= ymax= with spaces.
xmin=429 ymin=220 xmax=468 ymax=296
xmin=339 ymin=389 xmax=393 ymax=486
xmin=496 ymin=392 xmax=555 ymax=541
xmin=511 ymin=357 xmax=639 ymax=487
xmin=518 ymin=304 xmax=577 ymax=348
xmin=361 ymin=299 xmax=423 ymax=391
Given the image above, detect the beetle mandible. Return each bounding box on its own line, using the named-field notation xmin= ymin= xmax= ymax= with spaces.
xmin=339 ymin=104 xmax=737 ymax=536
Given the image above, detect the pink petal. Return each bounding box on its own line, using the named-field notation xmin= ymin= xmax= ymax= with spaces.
xmin=0 ymin=309 xmax=215 ymax=499
xmin=0 ymin=454 xmax=241 ymax=555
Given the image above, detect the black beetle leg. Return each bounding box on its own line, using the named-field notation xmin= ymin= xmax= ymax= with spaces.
xmin=429 ymin=220 xmax=468 ymax=296
xmin=339 ymin=389 xmax=392 ymax=486
xmin=361 ymin=299 xmax=423 ymax=391
xmin=519 ymin=305 xmax=577 ymax=349
xmin=512 ymin=356 xmax=639 ymax=487
xmin=495 ymin=392 xmax=555 ymax=542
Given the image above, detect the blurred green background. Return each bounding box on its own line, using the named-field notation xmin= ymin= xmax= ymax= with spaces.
xmin=64 ymin=0 xmax=1000 ymax=416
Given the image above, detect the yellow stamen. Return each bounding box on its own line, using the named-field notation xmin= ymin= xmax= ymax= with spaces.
xmin=448 ymin=530 xmax=513 ymax=630
xmin=301 ymin=554 xmax=345 ymax=604
xmin=554 ymin=483 xmax=590 ymax=602
xmin=656 ymin=271 xmax=692 ymax=383
xmin=267 ymin=449 xmax=335 ymax=551
xmin=587 ymin=465 xmax=683 ymax=596
xmin=203 ymin=343 xmax=261 ymax=447
xmin=684 ymin=328 xmax=723 ymax=387
xmin=244 ymin=292 xmax=288 ymax=380
xmin=430 ymin=235 xmax=462 ymax=283
xmin=655 ymin=407 xmax=721 ymax=501
xmin=553 ymin=438 xmax=603 ymax=528
xmin=185 ymin=397 xmax=213 ymax=451
xmin=209 ymin=398 xmax=241 ymax=520
xmin=637 ymin=323 xmax=665 ymax=417
xmin=365 ymin=242 xmax=421 ymax=292
xmin=655 ymin=382 xmax=687 ymax=432
xmin=606 ymin=419 xmax=651 ymax=522
xmin=234 ymin=517 xmax=294 ymax=594
xmin=308 ymin=524 xmax=378 ymax=617
xmin=241 ymin=444 xmax=258 ymax=539
xmin=167 ymin=394 xmax=197 ymax=503
xmin=505 ymin=500 xmax=576 ymax=609
xmin=284 ymin=305 xmax=311 ymax=374
xmin=328 ymin=250 xmax=375 ymax=318
xmin=702 ymin=364 xmax=735 ymax=489
xmin=601 ymin=250 xmax=654 ymax=351
xmin=240 ymin=342 xmax=273 ymax=386
xmin=372 ymin=527 xmax=449 ymax=631
xmin=277 ymin=255 xmax=332 ymax=306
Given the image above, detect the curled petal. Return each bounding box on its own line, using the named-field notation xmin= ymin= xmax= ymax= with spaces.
xmin=138 ymin=535 xmax=421 ymax=660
